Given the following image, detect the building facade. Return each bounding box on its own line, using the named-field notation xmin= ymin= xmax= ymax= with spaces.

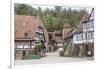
xmin=73 ymin=8 xmax=94 ymax=44
xmin=73 ymin=8 xmax=94 ymax=56
xmin=15 ymin=15 xmax=49 ymax=59
xmin=48 ymin=31 xmax=64 ymax=51
xmin=64 ymin=8 xmax=94 ymax=57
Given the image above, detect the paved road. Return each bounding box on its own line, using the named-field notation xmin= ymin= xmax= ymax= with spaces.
xmin=15 ymin=51 xmax=94 ymax=65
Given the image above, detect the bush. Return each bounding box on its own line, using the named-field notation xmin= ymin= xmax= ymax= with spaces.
xmin=22 ymin=54 xmax=42 ymax=59
xmin=34 ymin=41 xmax=45 ymax=56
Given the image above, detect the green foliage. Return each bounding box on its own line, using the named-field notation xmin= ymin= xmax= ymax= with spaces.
xmin=22 ymin=54 xmax=42 ymax=59
xmin=34 ymin=42 xmax=45 ymax=54
xmin=15 ymin=4 xmax=88 ymax=32
xmin=15 ymin=4 xmax=37 ymax=16
xmin=36 ymin=42 xmax=44 ymax=51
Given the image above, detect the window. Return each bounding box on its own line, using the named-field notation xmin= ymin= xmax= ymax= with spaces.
xmin=87 ymin=33 xmax=91 ymax=40
xmin=79 ymin=34 xmax=83 ymax=41
xmin=17 ymin=45 xmax=23 ymax=49
xmin=87 ymin=32 xmax=94 ymax=40
xmin=76 ymin=35 xmax=78 ymax=41
xmin=91 ymin=20 xmax=94 ymax=28
xmin=87 ymin=20 xmax=94 ymax=30
xmin=24 ymin=33 xmax=28 ymax=37
xmin=24 ymin=45 xmax=29 ymax=48
xmin=76 ymin=34 xmax=83 ymax=41
xmin=87 ymin=22 xmax=90 ymax=29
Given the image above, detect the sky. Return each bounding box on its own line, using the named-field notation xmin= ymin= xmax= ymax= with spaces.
xmin=30 ymin=4 xmax=92 ymax=13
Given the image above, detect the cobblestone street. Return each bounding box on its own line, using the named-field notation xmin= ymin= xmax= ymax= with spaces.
xmin=15 ymin=51 xmax=94 ymax=65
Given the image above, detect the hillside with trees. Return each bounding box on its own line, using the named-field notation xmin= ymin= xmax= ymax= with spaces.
xmin=15 ymin=4 xmax=88 ymax=32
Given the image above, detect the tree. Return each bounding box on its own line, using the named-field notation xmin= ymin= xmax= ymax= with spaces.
xmin=15 ymin=4 xmax=37 ymax=16
xmin=15 ymin=4 xmax=88 ymax=32
xmin=34 ymin=41 xmax=45 ymax=56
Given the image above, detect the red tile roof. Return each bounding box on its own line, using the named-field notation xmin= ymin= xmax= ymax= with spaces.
xmin=15 ymin=15 xmax=43 ymax=39
xmin=75 ymin=14 xmax=89 ymax=33
xmin=81 ymin=14 xmax=89 ymax=23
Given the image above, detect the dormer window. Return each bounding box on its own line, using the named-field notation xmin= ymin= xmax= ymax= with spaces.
xmin=24 ymin=33 xmax=28 ymax=37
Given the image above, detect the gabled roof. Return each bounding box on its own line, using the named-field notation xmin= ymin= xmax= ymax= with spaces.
xmin=74 ymin=23 xmax=83 ymax=34
xmin=74 ymin=14 xmax=89 ymax=34
xmin=15 ymin=15 xmax=43 ymax=39
xmin=88 ymin=8 xmax=94 ymax=20
xmin=64 ymin=15 xmax=88 ymax=39
xmin=64 ymin=10 xmax=94 ymax=40
xmin=63 ymin=22 xmax=71 ymax=28
xmin=64 ymin=28 xmax=75 ymax=39
xmin=81 ymin=14 xmax=89 ymax=23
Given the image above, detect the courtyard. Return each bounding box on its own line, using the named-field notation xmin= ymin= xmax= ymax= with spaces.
xmin=15 ymin=50 xmax=94 ymax=65
xmin=14 ymin=4 xmax=94 ymax=65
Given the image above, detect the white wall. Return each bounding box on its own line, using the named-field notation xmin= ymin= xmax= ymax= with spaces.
xmin=73 ymin=33 xmax=83 ymax=44
xmin=73 ymin=33 xmax=94 ymax=44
